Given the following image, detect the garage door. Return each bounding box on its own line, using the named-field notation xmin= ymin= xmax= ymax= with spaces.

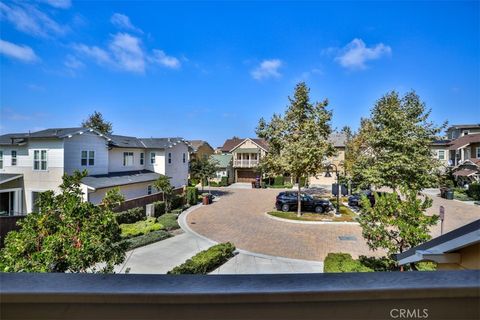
xmin=237 ymin=170 xmax=257 ymax=182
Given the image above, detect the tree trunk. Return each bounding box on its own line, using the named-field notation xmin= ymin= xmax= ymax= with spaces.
xmin=297 ymin=178 xmax=302 ymax=217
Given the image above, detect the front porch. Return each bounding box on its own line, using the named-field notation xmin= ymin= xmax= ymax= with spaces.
xmin=0 ymin=174 xmax=24 ymax=216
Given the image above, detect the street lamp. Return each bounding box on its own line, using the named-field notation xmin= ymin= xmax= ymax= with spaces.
xmin=325 ymin=164 xmax=341 ymax=217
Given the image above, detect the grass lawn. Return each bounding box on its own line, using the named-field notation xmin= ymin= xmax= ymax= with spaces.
xmin=268 ymin=204 xmax=357 ymax=222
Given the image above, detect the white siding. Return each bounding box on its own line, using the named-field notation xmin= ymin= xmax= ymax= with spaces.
xmin=87 ymin=181 xmax=153 ymax=205
xmin=145 ymin=149 xmax=166 ymax=174
xmin=164 ymin=143 xmax=189 ymax=188
xmin=108 ymin=148 xmax=146 ymax=172
xmin=63 ymin=132 xmax=109 ymax=175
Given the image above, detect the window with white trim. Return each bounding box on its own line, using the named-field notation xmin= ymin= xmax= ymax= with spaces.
xmin=476 ymin=147 xmax=480 ymax=158
xmin=81 ymin=151 xmax=95 ymax=166
xmin=147 ymin=185 xmax=153 ymax=195
xmin=438 ymin=150 xmax=445 ymax=160
xmin=183 ymin=153 xmax=186 ymax=163
xmin=150 ymin=152 xmax=155 ymax=164
xmin=140 ymin=153 xmax=144 ymax=165
xmin=11 ymin=150 xmax=17 ymax=166
xmin=168 ymin=152 xmax=172 ymax=164
xmin=0 ymin=151 xmax=3 ymax=169
xmin=462 ymin=130 xmax=470 ymax=136
xmin=123 ymin=152 xmax=134 ymax=166
xmin=33 ymin=150 xmax=47 ymax=171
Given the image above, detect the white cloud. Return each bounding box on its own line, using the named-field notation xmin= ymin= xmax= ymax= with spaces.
xmin=0 ymin=2 xmax=68 ymax=38
xmin=110 ymin=13 xmax=143 ymax=33
xmin=251 ymin=59 xmax=282 ymax=80
xmin=73 ymin=43 xmax=112 ymax=65
xmin=109 ymin=33 xmax=145 ymax=73
xmin=334 ymin=38 xmax=391 ymax=70
xmin=0 ymin=39 xmax=39 ymax=62
xmin=64 ymin=54 xmax=84 ymax=69
xmin=40 ymin=0 xmax=72 ymax=9
xmin=150 ymin=49 xmax=180 ymax=68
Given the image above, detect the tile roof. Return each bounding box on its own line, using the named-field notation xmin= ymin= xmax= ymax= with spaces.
xmin=81 ymin=170 xmax=161 ymax=190
xmin=210 ymin=154 xmax=233 ymax=168
xmin=448 ymin=133 xmax=480 ymax=150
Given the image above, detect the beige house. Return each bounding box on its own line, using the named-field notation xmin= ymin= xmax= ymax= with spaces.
xmin=446 ymin=124 xmax=480 ymax=140
xmin=188 ymin=140 xmax=214 ymax=161
xmin=220 ymin=138 xmax=269 ymax=183
xmin=396 ymin=219 xmax=480 ymax=270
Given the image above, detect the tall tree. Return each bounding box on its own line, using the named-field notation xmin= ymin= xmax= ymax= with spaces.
xmin=0 ymin=171 xmax=126 ymax=273
xmin=154 ymin=175 xmax=174 ymax=213
xmin=352 ymin=91 xmax=444 ymax=192
xmin=189 ymin=158 xmax=218 ymax=192
xmin=257 ymin=82 xmax=335 ymax=217
xmin=81 ymin=111 xmax=113 ymax=135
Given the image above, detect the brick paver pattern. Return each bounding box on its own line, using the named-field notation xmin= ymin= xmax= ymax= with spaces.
xmin=187 ymin=188 xmax=480 ymax=261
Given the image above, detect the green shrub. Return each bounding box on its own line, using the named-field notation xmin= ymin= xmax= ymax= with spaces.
xmin=358 ymin=256 xmax=397 ymax=271
xmin=189 ymin=178 xmax=199 ymax=186
xmin=210 ymin=181 xmax=219 ymax=187
xmin=186 ymin=187 xmax=198 ymax=205
xmin=168 ymin=242 xmax=236 ymax=274
xmin=116 ymin=207 xmax=145 ymax=224
xmin=299 ymin=177 xmax=307 ymax=187
xmin=170 ymin=208 xmax=183 ymax=215
xmin=324 ymin=253 xmax=373 ymax=273
xmin=284 ymin=182 xmax=293 ymax=189
xmin=467 ymin=183 xmax=480 ymax=200
xmin=171 ymin=194 xmax=185 ymax=210
xmin=153 ymin=201 xmax=166 ymax=216
xmin=274 ymin=175 xmax=284 ymax=186
xmin=120 ymin=217 xmax=163 ymax=239
xmin=120 ymin=230 xmax=171 ymax=251
xmin=220 ymin=176 xmax=229 ymax=186
xmin=157 ymin=213 xmax=180 ymax=231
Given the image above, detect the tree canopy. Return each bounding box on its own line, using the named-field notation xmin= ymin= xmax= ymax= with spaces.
xmin=81 ymin=111 xmax=113 ymax=135
xmin=256 ymin=82 xmax=335 ymax=216
xmin=0 ymin=171 xmax=126 ymax=273
xmin=154 ymin=175 xmax=174 ymax=212
xmin=189 ymin=157 xmax=218 ymax=192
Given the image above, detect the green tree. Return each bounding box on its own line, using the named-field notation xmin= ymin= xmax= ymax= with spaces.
xmin=352 ymin=91 xmax=445 ymax=192
xmin=0 ymin=171 xmax=126 ymax=273
xmin=154 ymin=175 xmax=174 ymax=212
xmin=359 ymin=191 xmax=438 ymax=269
xmin=189 ymin=158 xmax=218 ymax=192
xmin=257 ymin=82 xmax=335 ymax=217
xmin=81 ymin=111 xmax=113 ymax=135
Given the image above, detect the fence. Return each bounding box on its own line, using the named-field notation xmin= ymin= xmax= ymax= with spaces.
xmin=0 ymin=215 xmax=26 ymax=248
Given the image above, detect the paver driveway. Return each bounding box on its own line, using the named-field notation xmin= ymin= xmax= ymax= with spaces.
xmin=187 ymin=188 xmax=480 ymax=261
xmin=187 ymin=188 xmax=381 ymax=261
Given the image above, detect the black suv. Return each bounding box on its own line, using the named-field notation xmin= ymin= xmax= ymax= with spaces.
xmin=275 ymin=192 xmax=333 ymax=213
xmin=348 ymin=190 xmax=386 ymax=207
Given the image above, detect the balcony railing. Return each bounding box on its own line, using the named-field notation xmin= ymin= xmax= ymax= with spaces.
xmin=233 ymin=159 xmax=259 ymax=168
xmin=1 ymin=271 xmax=478 ymax=320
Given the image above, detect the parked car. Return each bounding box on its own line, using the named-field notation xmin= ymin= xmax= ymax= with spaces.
xmin=348 ymin=190 xmax=387 ymax=207
xmin=275 ymin=191 xmax=333 ymax=213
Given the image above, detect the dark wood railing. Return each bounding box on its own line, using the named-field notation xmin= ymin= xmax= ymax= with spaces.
xmin=1 ymin=271 xmax=478 ymax=320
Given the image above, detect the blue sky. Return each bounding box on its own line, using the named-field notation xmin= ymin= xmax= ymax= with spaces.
xmin=1 ymin=1 xmax=479 ymax=147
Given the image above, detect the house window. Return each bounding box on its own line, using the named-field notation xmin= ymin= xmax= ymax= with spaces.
xmin=33 ymin=150 xmax=47 ymax=171
xmin=438 ymin=150 xmax=445 ymax=160
xmin=140 ymin=153 xmax=144 ymax=165
xmin=462 ymin=130 xmax=470 ymax=136
xmin=168 ymin=152 xmax=172 ymax=164
xmin=123 ymin=152 xmax=134 ymax=166
xmin=150 ymin=152 xmax=155 ymax=164
xmin=147 ymin=185 xmax=153 ymax=195
xmin=0 ymin=151 xmax=3 ymax=169
xmin=183 ymin=153 xmax=186 ymax=163
xmin=81 ymin=151 xmax=95 ymax=166
xmin=477 ymin=147 xmax=480 ymax=158
xmin=11 ymin=150 xmax=17 ymax=166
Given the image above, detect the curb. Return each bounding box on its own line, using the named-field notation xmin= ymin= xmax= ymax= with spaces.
xmin=264 ymin=211 xmax=360 ymax=225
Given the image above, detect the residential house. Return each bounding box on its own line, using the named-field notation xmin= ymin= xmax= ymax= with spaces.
xmin=210 ymin=154 xmax=234 ymax=184
xmin=446 ymin=124 xmax=480 ymax=140
xmin=188 ymin=140 xmax=214 ymax=161
xmin=0 ymin=128 xmax=190 ymax=215
xmin=430 ymin=139 xmax=451 ymax=170
xmin=220 ymin=138 xmax=269 ymax=182
xmin=395 ymin=219 xmax=480 ymax=270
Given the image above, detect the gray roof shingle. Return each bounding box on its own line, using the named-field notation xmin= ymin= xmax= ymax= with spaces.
xmin=139 ymin=137 xmax=186 ymax=149
xmin=81 ymin=170 xmax=161 ymax=190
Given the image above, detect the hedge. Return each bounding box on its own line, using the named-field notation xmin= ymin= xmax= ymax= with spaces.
xmin=120 ymin=230 xmax=171 ymax=251
xmin=324 ymin=253 xmax=373 ymax=272
xmin=273 ymin=175 xmax=284 ymax=186
xmin=153 ymin=201 xmax=166 ymax=217
xmin=220 ymin=176 xmax=229 ymax=186
xmin=157 ymin=213 xmax=180 ymax=230
xmin=467 ymin=183 xmax=480 ymax=200
xmin=120 ymin=217 xmax=163 ymax=239
xmin=116 ymin=207 xmax=145 ymax=224
xmin=186 ymin=187 xmax=198 ymax=205
xmin=167 ymin=242 xmax=236 ymax=274
xmin=171 ymin=194 xmax=185 ymax=210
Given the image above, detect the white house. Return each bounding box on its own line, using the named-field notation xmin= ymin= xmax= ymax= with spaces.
xmin=0 ymin=128 xmax=190 ymax=215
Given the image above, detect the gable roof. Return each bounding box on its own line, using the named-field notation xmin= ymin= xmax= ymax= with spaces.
xmin=210 ymin=154 xmax=233 ymax=168
xmin=447 ymin=124 xmax=480 ymax=130
xmin=0 ymin=127 xmax=111 ymax=145
xmin=328 ymin=132 xmax=347 ymax=147
xmin=108 ymin=135 xmax=145 ymax=148
xmin=221 ymin=138 xmax=269 ymax=152
xmin=188 ymin=140 xmax=214 ymax=152
xmin=448 ymin=133 xmax=480 ymax=150
xmin=139 ymin=137 xmax=187 ymax=149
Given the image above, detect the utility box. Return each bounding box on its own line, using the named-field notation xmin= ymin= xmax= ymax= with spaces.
xmin=145 ymin=203 xmax=155 ymax=217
